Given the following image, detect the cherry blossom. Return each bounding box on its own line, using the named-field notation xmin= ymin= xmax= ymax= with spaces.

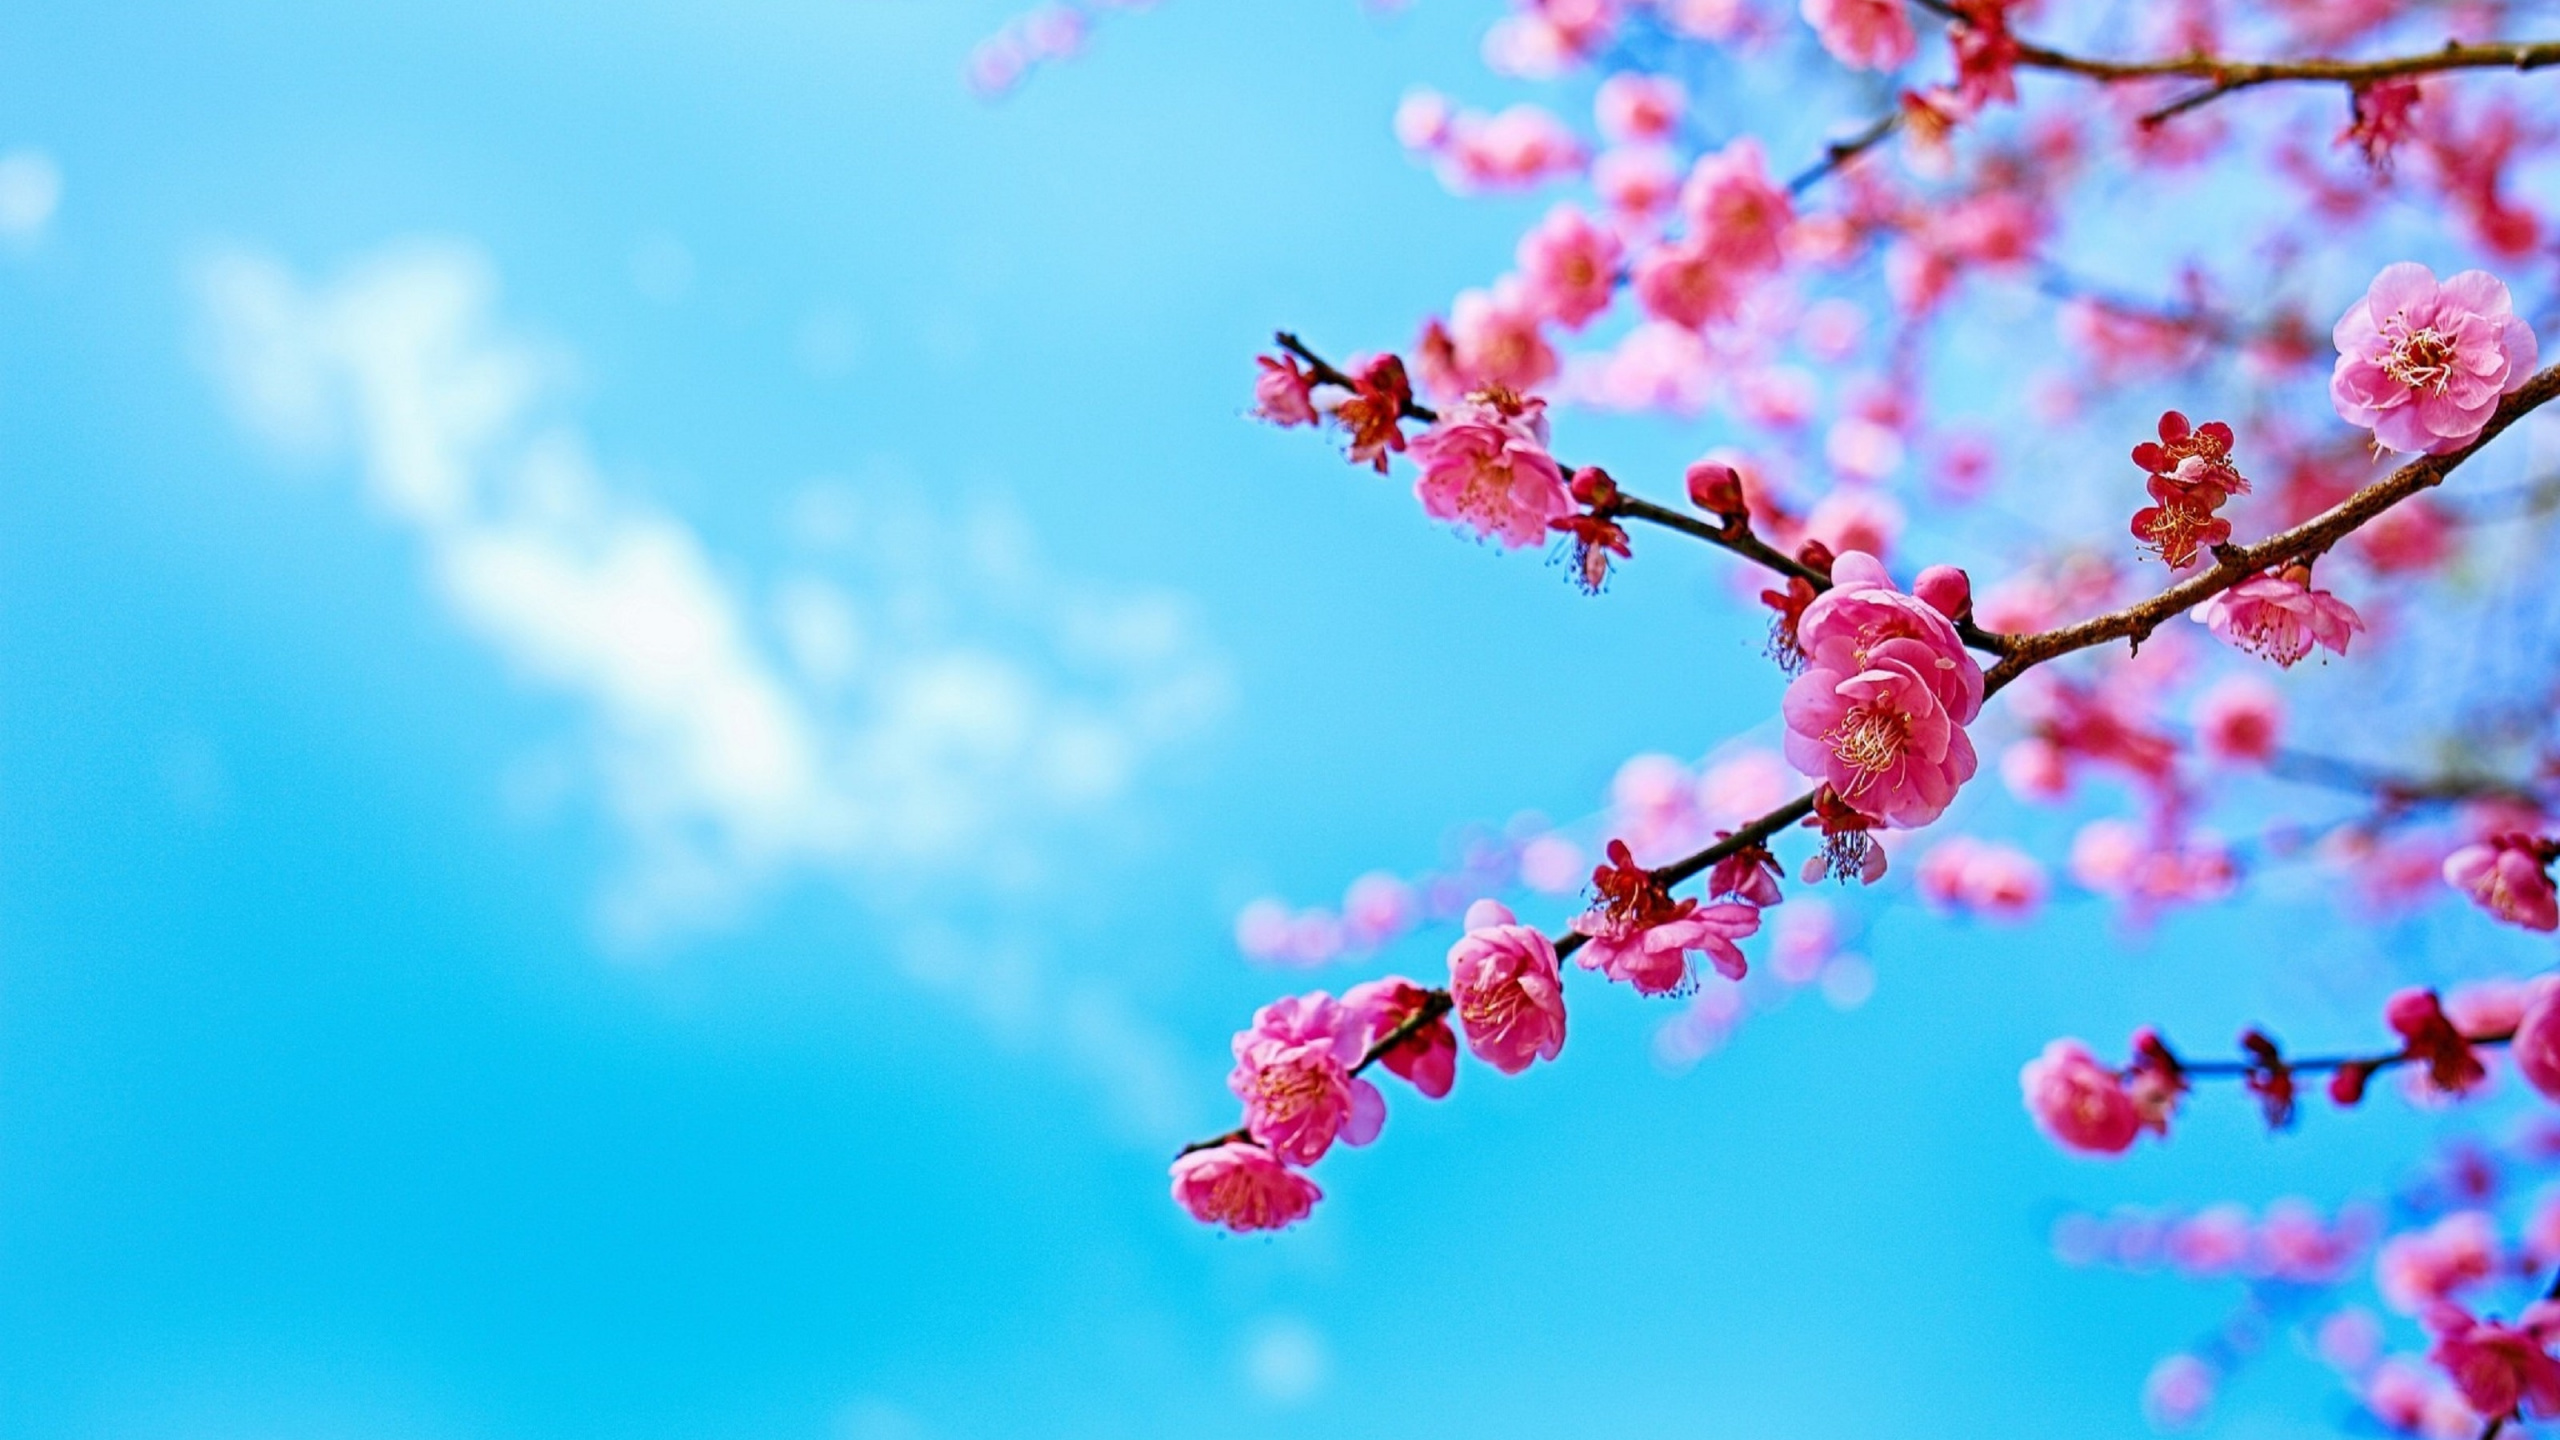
xmin=1228 ymin=991 xmax=1385 ymax=1165
xmin=2332 ymin=262 xmax=2540 ymax=455
xmin=1169 ymin=1143 xmax=1323 ymax=1233
xmin=1447 ymin=899 xmax=1568 ymax=1073
xmin=1781 ymin=551 xmax=1984 ymax=827
xmin=1408 ymin=387 xmax=1571 ymax=546
xmin=2196 ymin=565 xmax=2364 ymax=667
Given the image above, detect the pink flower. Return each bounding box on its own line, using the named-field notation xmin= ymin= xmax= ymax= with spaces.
xmin=2429 ymin=1304 xmax=2560 ymax=1421
xmin=2194 ymin=675 xmax=2284 ymax=763
xmin=1449 ymin=279 xmax=1560 ymax=395
xmin=1915 ymin=836 xmax=2047 ymax=920
xmin=1443 ymin=103 xmax=1588 ymax=191
xmin=2444 ymin=835 xmax=2560 ymax=932
xmin=1516 ymin=204 xmax=1625 ymax=330
xmin=1446 ymin=899 xmax=1568 ymax=1073
xmin=1344 ymin=976 xmax=1458 ymax=1099
xmin=2021 ymin=1038 xmax=2143 ymax=1154
xmin=1680 ymin=138 xmax=1792 ymax=274
xmin=1169 ymin=1142 xmax=1323 ymax=1232
xmin=1595 ymin=71 xmax=1685 ymax=143
xmin=1393 ymin=88 xmax=1455 ymax=151
xmin=1227 ymin=992 xmax=1386 ymax=1165
xmin=1780 ymin=551 xmax=1986 ymax=827
xmin=2332 ymin=262 xmax=2539 ymax=455
xmin=2513 ymin=981 xmax=2560 ymax=1101
xmin=2143 ymin=1354 xmax=2217 ymax=1430
xmin=1631 ymin=238 xmax=1737 ymax=330
xmin=2196 ymin=567 xmax=2364 ymax=667
xmin=1253 ymin=354 xmax=1319 ymax=427
xmin=1408 ymin=388 xmax=1572 ymax=547
xmin=2379 ymin=1212 xmax=2499 ymax=1314
xmin=1594 ymin=144 xmax=1681 ymax=218
xmin=1571 ymin=841 xmax=1761 ymax=992
xmin=1801 ymin=0 xmax=1915 ymax=69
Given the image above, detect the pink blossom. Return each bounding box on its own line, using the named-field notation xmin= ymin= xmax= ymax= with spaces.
xmin=1341 ymin=871 xmax=1420 ymax=948
xmin=2513 ymin=981 xmax=2560 ymax=1101
xmin=2022 ymin=1038 xmax=2143 ymax=1154
xmin=1572 ymin=842 xmax=1763 ymax=992
xmin=2196 ymin=568 xmax=2364 ymax=667
xmin=1780 ymin=551 xmax=1986 ymax=827
xmin=1803 ymin=487 xmax=1903 ymax=560
xmin=2333 ymin=262 xmax=2539 ymax=455
xmin=2378 ymin=1211 xmax=2499 ymax=1314
xmin=2193 ymin=674 xmax=2284 ymax=763
xmin=1801 ymin=0 xmax=1915 ymax=70
xmin=1408 ymin=388 xmax=1572 ymax=547
xmin=1593 ymin=144 xmax=1681 ymax=218
xmin=1632 ymin=238 xmax=1737 ymax=330
xmin=1680 ymin=138 xmax=1792 ymax=274
xmin=2444 ymin=835 xmax=2559 ymax=932
xmin=1169 ymin=1142 xmax=1323 ymax=1232
xmin=1443 ymin=103 xmax=1588 ymax=191
xmin=1446 ymin=899 xmax=1568 ymax=1073
xmin=1253 ymin=354 xmax=1319 ymax=427
xmin=2143 ymin=1354 xmax=2217 ymax=1430
xmin=1916 ymin=836 xmax=2047 ymax=920
xmin=1227 ymin=992 xmax=1386 ymax=1165
xmin=1595 ymin=72 xmax=1685 ymax=144
xmin=1516 ymin=204 xmax=1625 ymax=330
xmin=2430 ymin=1304 xmax=2560 ymax=1421
xmin=1345 ymin=976 xmax=1458 ymax=1099
xmin=2445 ymin=977 xmax=2538 ymax=1039
xmin=1394 ymin=88 xmax=1455 ymax=151
xmin=1418 ymin=280 xmax=1559 ymax=400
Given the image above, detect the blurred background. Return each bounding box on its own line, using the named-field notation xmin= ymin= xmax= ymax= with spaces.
xmin=1 ymin=2 xmax=2546 ymax=1436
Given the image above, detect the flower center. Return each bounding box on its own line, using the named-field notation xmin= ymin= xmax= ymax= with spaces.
xmin=2382 ymin=324 xmax=2459 ymax=394
xmin=1826 ymin=703 xmax=1909 ymax=787
xmin=1254 ymin=1060 xmax=1330 ymax=1121
xmin=1459 ymin=980 xmax=1525 ymax=1032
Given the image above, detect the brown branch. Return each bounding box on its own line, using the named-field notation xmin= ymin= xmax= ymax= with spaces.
xmin=1983 ymin=361 xmax=2560 ymax=696
xmin=1788 ymin=111 xmax=1902 ymax=194
xmin=2173 ymin=1027 xmax=2513 ymax=1079
xmin=1182 ymin=354 xmax=2560 ymax=1165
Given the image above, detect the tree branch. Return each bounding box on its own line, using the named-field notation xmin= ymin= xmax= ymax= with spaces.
xmin=1984 ymin=362 xmax=2560 ymax=696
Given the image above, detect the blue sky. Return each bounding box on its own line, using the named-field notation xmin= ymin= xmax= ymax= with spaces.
xmin=2 ymin=2 xmax=2554 ymax=1437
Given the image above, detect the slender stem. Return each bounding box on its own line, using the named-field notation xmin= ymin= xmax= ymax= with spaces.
xmin=1182 ymin=349 xmax=2560 ymax=1165
xmin=1984 ymin=362 xmax=2560 ymax=696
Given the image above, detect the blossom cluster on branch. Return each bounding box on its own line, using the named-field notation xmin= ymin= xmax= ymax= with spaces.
xmin=974 ymin=0 xmax=2560 ymax=1430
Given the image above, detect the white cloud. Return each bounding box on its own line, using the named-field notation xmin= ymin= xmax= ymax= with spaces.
xmin=194 ymin=238 xmax=1226 ymax=1138
xmin=0 ymin=147 xmax=61 ymax=243
xmin=1239 ymin=1316 xmax=1332 ymax=1406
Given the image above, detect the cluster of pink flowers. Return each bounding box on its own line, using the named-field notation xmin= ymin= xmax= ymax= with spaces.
xmin=1571 ymin=839 xmax=1764 ymax=994
xmin=2444 ymin=834 xmax=2560 ymax=933
xmin=1781 ymin=551 xmax=1984 ymax=830
xmin=1172 ymin=980 xmax=1458 ymax=1232
xmin=1914 ymin=835 xmax=2046 ymax=919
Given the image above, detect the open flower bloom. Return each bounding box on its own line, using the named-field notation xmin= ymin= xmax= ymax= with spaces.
xmin=1447 ymin=899 xmax=1568 ymax=1073
xmin=1800 ymin=0 xmax=1915 ymax=70
xmin=1408 ymin=388 xmax=1571 ymax=547
xmin=1344 ymin=976 xmax=1458 ymax=1099
xmin=2195 ymin=568 xmax=2363 ymax=667
xmin=2444 ymin=835 xmax=2560 ymax=932
xmin=1169 ymin=1142 xmax=1322 ymax=1232
xmin=1570 ymin=838 xmax=1763 ymax=992
xmin=1227 ymin=991 xmax=1385 ymax=1165
xmin=2512 ymin=982 xmax=2560 ymax=1102
xmin=2428 ymin=1302 xmax=2560 ymax=1421
xmin=1516 ymin=202 xmax=1624 ymax=329
xmin=1780 ymin=551 xmax=1984 ymax=827
xmin=2021 ymin=1038 xmax=2142 ymax=1154
xmin=2332 ymin=262 xmax=2538 ymax=455
xmin=2381 ymin=1212 xmax=2500 ymax=1314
